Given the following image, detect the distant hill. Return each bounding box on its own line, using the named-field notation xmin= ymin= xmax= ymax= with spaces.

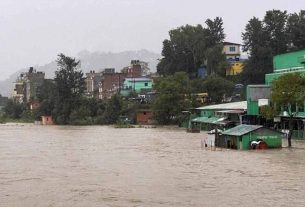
xmin=0 ymin=49 xmax=161 ymax=97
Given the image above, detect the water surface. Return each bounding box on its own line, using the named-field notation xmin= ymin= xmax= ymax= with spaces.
xmin=0 ymin=124 xmax=305 ymax=206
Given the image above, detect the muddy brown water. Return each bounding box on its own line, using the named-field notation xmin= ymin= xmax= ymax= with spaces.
xmin=1 ymin=124 xmax=305 ymax=207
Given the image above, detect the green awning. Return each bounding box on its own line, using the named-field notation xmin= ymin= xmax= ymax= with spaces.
xmin=192 ymin=117 xmax=209 ymax=123
xmin=191 ymin=116 xmax=226 ymax=124
xmin=205 ymin=117 xmax=220 ymax=124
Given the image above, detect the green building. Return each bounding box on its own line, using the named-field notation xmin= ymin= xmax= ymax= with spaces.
xmin=120 ymin=78 xmax=153 ymax=96
xmin=190 ymin=101 xmax=247 ymax=131
xmin=188 ymin=49 xmax=305 ymax=139
xmin=264 ymin=49 xmax=305 ymax=139
xmin=189 ymin=100 xmax=270 ymax=132
xmin=265 ymin=49 xmax=305 ymax=85
xmin=219 ymin=125 xmax=283 ymax=150
xmin=246 ymin=85 xmax=270 ymax=116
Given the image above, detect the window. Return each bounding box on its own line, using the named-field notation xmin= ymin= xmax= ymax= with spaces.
xmin=229 ymin=46 xmax=236 ymax=52
xmin=144 ymin=82 xmax=148 ymax=86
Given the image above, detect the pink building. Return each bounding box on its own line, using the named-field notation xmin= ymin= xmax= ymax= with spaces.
xmin=41 ymin=116 xmax=54 ymax=125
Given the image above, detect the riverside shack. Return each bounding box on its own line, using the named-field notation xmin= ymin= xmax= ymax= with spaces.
xmin=218 ymin=124 xmax=283 ymax=150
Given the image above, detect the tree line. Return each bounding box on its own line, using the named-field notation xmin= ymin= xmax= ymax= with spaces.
xmin=1 ymin=54 xmax=128 ymax=125
xmin=242 ymin=10 xmax=305 ymax=84
xmin=1 ymin=9 xmax=305 ymax=126
xmin=154 ymin=9 xmax=305 ymax=125
xmin=157 ymin=10 xmax=305 ymax=84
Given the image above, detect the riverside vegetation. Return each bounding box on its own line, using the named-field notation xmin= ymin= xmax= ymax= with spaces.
xmin=1 ymin=9 xmax=305 ymax=126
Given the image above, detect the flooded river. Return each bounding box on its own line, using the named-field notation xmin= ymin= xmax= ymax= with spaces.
xmin=1 ymin=124 xmax=305 ymax=206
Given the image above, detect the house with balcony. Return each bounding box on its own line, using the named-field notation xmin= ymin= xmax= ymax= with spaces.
xmin=13 ymin=67 xmax=45 ymax=103
xmin=120 ymin=78 xmax=153 ymax=97
xmin=99 ymin=72 xmax=126 ymax=99
xmin=223 ymin=42 xmax=245 ymax=76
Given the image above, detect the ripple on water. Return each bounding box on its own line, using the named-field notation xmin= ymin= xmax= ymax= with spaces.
xmin=1 ymin=125 xmax=305 ymax=206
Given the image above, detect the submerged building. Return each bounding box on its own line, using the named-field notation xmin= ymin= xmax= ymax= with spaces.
xmin=190 ymin=100 xmax=269 ymax=131
xmin=218 ymin=124 xmax=283 ymax=150
xmin=264 ymin=49 xmax=305 ymax=139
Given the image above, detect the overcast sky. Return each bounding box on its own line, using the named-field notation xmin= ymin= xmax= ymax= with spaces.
xmin=0 ymin=0 xmax=303 ymax=80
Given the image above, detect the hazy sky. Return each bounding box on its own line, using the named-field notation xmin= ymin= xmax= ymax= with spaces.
xmin=0 ymin=0 xmax=303 ymax=80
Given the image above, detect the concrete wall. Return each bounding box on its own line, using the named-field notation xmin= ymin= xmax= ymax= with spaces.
xmin=273 ymin=49 xmax=305 ymax=71
xmin=226 ymin=62 xmax=244 ymax=76
xmin=42 ymin=116 xmax=54 ymax=125
xmin=136 ymin=111 xmax=153 ymax=124
xmin=241 ymin=128 xmax=282 ymax=150
xmin=223 ymin=45 xmax=241 ymax=56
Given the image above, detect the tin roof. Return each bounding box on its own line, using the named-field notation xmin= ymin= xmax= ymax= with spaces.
xmin=125 ymin=78 xmax=152 ymax=82
xmin=215 ymin=110 xmax=245 ymax=114
xmin=223 ymin=42 xmax=241 ymax=46
xmin=196 ymin=100 xmax=269 ymax=111
xmin=192 ymin=116 xmax=225 ymax=124
xmin=192 ymin=117 xmax=209 ymax=122
xmin=221 ymin=124 xmax=263 ymax=136
xmin=197 ymin=101 xmax=247 ymax=111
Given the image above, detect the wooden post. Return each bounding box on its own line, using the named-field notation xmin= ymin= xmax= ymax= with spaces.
xmin=215 ymin=126 xmax=218 ymax=149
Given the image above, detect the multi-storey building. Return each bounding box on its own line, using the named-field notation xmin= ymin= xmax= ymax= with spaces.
xmin=223 ymin=42 xmax=245 ymax=76
xmin=120 ymin=77 xmax=153 ymax=97
xmin=121 ymin=60 xmax=150 ymax=78
xmin=99 ymin=72 xmax=126 ymax=99
xmin=85 ymin=68 xmax=127 ymax=99
xmin=84 ymin=70 xmax=102 ymax=98
xmin=13 ymin=67 xmax=45 ymax=103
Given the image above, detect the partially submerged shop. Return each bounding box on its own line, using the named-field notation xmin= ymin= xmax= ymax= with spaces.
xmin=218 ymin=124 xmax=283 ymax=150
xmin=188 ymin=101 xmax=246 ymax=132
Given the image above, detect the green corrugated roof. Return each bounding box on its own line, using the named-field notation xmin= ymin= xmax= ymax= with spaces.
xmin=221 ymin=124 xmax=263 ymax=136
xmin=192 ymin=116 xmax=224 ymax=124
xmin=205 ymin=117 xmax=220 ymax=124
xmin=192 ymin=117 xmax=209 ymax=123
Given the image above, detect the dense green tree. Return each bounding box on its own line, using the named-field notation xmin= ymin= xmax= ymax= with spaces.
xmin=53 ymin=53 xmax=85 ymax=124
xmin=2 ymin=99 xmax=25 ymax=119
xmin=242 ymin=10 xmax=305 ymax=85
xmin=157 ymin=24 xmax=206 ymax=76
xmin=241 ymin=47 xmax=273 ymax=84
xmin=153 ymin=72 xmax=191 ymax=124
xmin=205 ymin=17 xmax=225 ymax=47
xmin=286 ymin=10 xmax=305 ymax=51
xmin=69 ymin=105 xmax=92 ymax=125
xmin=205 ymin=44 xmax=228 ymax=76
xmin=69 ymin=98 xmax=106 ymax=125
xmin=242 ymin=17 xmax=272 ymax=84
xmin=242 ymin=12 xmax=284 ymax=84
xmin=191 ymin=78 xmax=207 ymax=93
xmin=264 ymin=10 xmax=288 ymax=54
xmin=37 ymin=79 xmax=57 ymax=116
xmin=271 ymin=73 xmax=305 ymax=147
xmin=203 ymin=76 xmax=235 ymax=103
xmin=157 ymin=17 xmax=225 ymax=77
xmin=242 ymin=17 xmax=268 ymax=53
xmin=101 ymin=94 xmax=123 ymax=124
